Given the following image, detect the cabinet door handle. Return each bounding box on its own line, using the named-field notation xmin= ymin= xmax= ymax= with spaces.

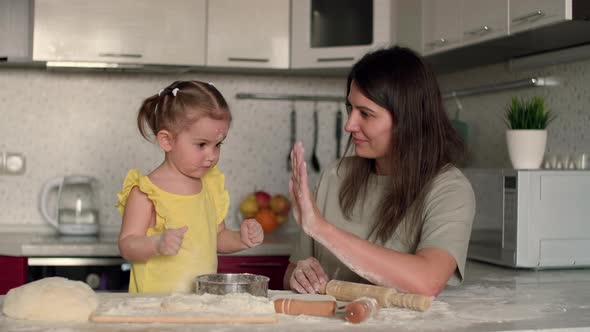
xmin=512 ymin=10 xmax=545 ymax=25
xmin=238 ymin=262 xmax=284 ymax=268
xmin=228 ymin=57 xmax=270 ymax=63
xmin=316 ymin=57 xmax=355 ymax=63
xmin=464 ymin=25 xmax=492 ymax=36
xmin=426 ymin=38 xmax=448 ymax=48
xmin=99 ymin=53 xmax=143 ymax=58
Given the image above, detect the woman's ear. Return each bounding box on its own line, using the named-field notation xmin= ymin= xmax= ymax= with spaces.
xmin=156 ymin=130 xmax=174 ymax=152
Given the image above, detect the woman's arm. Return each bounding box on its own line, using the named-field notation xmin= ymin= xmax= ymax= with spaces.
xmin=312 ymin=219 xmax=456 ymax=296
xmin=289 ymin=142 xmax=458 ymax=296
xmin=119 ymin=187 xmax=187 ymax=262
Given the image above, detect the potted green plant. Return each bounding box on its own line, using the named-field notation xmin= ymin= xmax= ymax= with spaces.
xmin=504 ymin=96 xmax=555 ymax=169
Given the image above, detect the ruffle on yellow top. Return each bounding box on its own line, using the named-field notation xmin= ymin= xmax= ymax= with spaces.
xmin=116 ymin=166 xmax=229 ymax=233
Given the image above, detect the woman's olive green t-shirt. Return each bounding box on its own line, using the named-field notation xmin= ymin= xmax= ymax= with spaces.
xmin=290 ymin=160 xmax=475 ymax=286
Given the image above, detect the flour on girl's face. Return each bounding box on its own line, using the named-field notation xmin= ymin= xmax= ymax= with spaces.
xmin=167 ymin=117 xmax=229 ymax=179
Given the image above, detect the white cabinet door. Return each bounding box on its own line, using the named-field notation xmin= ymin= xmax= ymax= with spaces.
xmin=0 ymin=0 xmax=31 ymax=61
xmin=33 ymin=0 xmax=206 ymax=66
xmin=422 ymin=0 xmax=462 ymax=55
xmin=207 ymin=0 xmax=289 ymax=69
xmin=461 ymin=0 xmax=508 ymax=46
xmin=510 ymin=0 xmax=571 ymax=34
xmin=291 ymin=0 xmax=395 ymax=69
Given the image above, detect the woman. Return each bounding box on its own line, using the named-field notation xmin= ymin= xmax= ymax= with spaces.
xmin=285 ymin=46 xmax=475 ymax=297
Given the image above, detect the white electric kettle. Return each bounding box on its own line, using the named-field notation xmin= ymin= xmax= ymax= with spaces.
xmin=39 ymin=175 xmax=100 ymax=236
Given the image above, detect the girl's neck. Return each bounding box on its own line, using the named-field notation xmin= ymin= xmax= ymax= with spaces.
xmin=149 ymin=162 xmax=203 ymax=195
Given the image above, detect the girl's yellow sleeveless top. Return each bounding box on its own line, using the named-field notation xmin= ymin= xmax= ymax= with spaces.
xmin=116 ymin=166 xmax=229 ymax=293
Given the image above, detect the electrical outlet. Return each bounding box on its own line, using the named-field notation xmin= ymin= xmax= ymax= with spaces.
xmin=0 ymin=152 xmax=26 ymax=175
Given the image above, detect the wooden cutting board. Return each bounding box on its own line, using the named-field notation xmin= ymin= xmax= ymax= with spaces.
xmin=90 ymin=314 xmax=277 ymax=324
xmin=90 ymin=293 xmax=278 ymax=324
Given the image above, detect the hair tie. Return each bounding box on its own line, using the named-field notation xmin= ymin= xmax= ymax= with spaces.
xmin=172 ymin=88 xmax=179 ymax=96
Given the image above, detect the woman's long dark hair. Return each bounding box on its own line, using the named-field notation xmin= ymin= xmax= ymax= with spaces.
xmin=338 ymin=46 xmax=466 ymax=246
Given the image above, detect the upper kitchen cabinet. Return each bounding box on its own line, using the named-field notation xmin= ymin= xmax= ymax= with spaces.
xmin=422 ymin=0 xmax=462 ymax=55
xmin=290 ymin=0 xmax=396 ymax=69
xmin=461 ymin=0 xmax=508 ymax=47
xmin=510 ymin=0 xmax=572 ymax=34
xmin=32 ymin=0 xmax=206 ymax=66
xmin=207 ymin=0 xmax=289 ymax=69
xmin=0 ymin=0 xmax=32 ymax=62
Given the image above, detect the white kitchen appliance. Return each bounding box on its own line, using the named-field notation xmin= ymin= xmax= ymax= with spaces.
xmin=39 ymin=175 xmax=100 ymax=236
xmin=463 ymin=168 xmax=590 ymax=269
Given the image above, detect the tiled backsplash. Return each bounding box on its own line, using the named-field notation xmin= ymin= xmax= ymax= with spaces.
xmin=1 ymin=56 xmax=589 ymax=233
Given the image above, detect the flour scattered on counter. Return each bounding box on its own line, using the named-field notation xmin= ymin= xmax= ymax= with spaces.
xmin=161 ymin=293 xmax=274 ymax=315
xmin=97 ymin=293 xmax=274 ymax=317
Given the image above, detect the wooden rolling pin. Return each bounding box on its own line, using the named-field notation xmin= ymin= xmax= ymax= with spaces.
xmin=274 ymin=299 xmax=336 ymax=317
xmin=320 ymin=280 xmax=433 ymax=312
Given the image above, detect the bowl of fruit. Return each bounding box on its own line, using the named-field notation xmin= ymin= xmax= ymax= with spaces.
xmin=239 ymin=191 xmax=291 ymax=233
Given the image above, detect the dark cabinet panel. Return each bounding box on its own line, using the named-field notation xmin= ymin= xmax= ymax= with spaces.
xmin=0 ymin=255 xmax=27 ymax=294
xmin=217 ymin=255 xmax=289 ymax=290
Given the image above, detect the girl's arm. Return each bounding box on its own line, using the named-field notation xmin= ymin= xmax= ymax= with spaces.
xmin=118 ymin=187 xmax=159 ymax=262
xmin=289 ymin=143 xmax=457 ymax=296
xmin=119 ymin=187 xmax=187 ymax=262
xmin=217 ymin=219 xmax=263 ymax=254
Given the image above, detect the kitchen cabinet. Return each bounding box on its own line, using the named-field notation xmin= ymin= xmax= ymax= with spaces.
xmin=0 ymin=256 xmax=27 ymax=295
xmin=422 ymin=0 xmax=463 ymax=55
xmin=510 ymin=0 xmax=572 ymax=34
xmin=207 ymin=0 xmax=290 ymax=69
xmin=33 ymin=0 xmax=206 ymax=66
xmin=217 ymin=255 xmax=289 ymax=290
xmin=290 ymin=0 xmax=396 ymax=69
xmin=0 ymin=0 xmax=32 ymax=62
xmin=461 ymin=0 xmax=509 ymax=46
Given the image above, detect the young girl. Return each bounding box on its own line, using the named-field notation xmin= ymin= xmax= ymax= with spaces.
xmin=117 ymin=80 xmax=264 ymax=294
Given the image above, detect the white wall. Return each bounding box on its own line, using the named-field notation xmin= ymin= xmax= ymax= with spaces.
xmin=438 ymin=58 xmax=590 ymax=168
xmin=0 ymin=69 xmax=346 ymax=233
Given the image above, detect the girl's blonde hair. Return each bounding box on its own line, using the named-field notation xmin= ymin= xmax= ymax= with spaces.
xmin=137 ymin=80 xmax=231 ymax=141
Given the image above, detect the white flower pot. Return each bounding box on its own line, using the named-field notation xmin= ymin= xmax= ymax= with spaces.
xmin=506 ymin=130 xmax=547 ymax=169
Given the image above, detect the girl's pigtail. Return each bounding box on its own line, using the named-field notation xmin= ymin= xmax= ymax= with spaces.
xmin=137 ymin=95 xmax=160 ymax=141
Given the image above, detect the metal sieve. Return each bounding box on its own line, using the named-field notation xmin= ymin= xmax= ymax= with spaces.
xmin=195 ymin=273 xmax=269 ymax=297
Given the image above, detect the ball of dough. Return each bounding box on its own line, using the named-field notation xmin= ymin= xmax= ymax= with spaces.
xmin=2 ymin=277 xmax=98 ymax=322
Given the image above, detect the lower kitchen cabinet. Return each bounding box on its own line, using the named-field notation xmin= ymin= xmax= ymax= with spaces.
xmin=217 ymin=255 xmax=289 ymax=290
xmin=0 ymin=255 xmax=27 ymax=295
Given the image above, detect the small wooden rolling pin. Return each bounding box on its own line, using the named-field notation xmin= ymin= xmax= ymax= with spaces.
xmin=274 ymin=298 xmax=336 ymax=317
xmin=320 ymin=280 xmax=433 ymax=312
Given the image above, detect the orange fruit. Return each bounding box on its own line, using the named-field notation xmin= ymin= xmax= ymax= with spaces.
xmin=276 ymin=214 xmax=288 ymax=225
xmin=254 ymin=208 xmax=278 ymax=233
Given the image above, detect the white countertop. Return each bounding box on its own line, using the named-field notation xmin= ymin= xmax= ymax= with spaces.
xmin=1 ymin=261 xmax=590 ymax=332
xmin=0 ymin=231 xmax=296 ymax=257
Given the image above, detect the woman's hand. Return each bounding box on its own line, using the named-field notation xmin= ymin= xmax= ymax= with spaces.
xmin=289 ymin=142 xmax=325 ymax=237
xmin=290 ymin=257 xmax=329 ymax=294
xmin=155 ymin=225 xmax=188 ymax=255
xmin=240 ymin=218 xmax=264 ymax=247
